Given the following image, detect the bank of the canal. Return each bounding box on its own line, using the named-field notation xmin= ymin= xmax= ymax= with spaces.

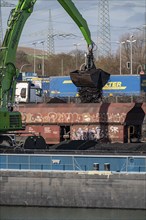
xmin=0 ymin=170 xmax=146 ymax=209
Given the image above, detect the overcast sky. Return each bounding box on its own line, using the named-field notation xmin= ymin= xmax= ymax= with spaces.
xmin=1 ymin=0 xmax=146 ymax=54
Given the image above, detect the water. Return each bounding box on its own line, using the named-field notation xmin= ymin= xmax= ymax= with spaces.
xmin=0 ymin=206 xmax=146 ymax=220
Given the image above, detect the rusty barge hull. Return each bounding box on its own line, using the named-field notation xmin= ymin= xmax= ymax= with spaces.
xmin=17 ymin=102 xmax=146 ymax=145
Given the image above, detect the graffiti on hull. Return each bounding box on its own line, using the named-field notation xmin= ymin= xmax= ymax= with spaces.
xmin=21 ymin=112 xmax=126 ymax=124
xmin=71 ymin=125 xmax=121 ymax=141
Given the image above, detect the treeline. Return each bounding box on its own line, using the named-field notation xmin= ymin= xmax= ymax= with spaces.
xmin=16 ymin=32 xmax=145 ymax=76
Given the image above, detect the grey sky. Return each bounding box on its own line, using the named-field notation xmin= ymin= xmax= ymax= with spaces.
xmin=1 ymin=0 xmax=146 ymax=54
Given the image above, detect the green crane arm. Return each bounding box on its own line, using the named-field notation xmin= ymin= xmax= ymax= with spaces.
xmin=0 ymin=0 xmax=37 ymax=109
xmin=57 ymin=0 xmax=93 ymax=48
xmin=0 ymin=0 xmax=94 ymax=110
xmin=0 ymin=0 xmax=110 ymax=133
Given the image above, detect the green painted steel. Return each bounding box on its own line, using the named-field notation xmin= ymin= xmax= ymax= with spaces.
xmin=0 ymin=0 xmax=93 ymax=133
xmin=57 ymin=0 xmax=92 ymax=46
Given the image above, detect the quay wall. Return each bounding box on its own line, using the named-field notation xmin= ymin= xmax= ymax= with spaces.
xmin=0 ymin=170 xmax=146 ymax=209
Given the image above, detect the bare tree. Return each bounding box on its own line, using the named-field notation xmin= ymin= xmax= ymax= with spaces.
xmin=118 ymin=32 xmax=145 ymax=74
xmin=15 ymin=31 xmax=145 ymax=77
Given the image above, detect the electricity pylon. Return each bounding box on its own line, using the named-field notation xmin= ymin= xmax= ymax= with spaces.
xmin=97 ymin=0 xmax=111 ymax=58
xmin=47 ymin=9 xmax=55 ymax=55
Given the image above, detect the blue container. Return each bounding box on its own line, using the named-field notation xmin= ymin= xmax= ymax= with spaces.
xmin=41 ymin=78 xmax=50 ymax=95
xmin=49 ymin=76 xmax=78 ymax=97
xmin=48 ymin=75 xmax=146 ymax=98
xmin=103 ymin=75 xmax=143 ymax=96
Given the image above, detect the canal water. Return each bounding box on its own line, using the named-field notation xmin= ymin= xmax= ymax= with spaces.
xmin=0 ymin=206 xmax=146 ymax=220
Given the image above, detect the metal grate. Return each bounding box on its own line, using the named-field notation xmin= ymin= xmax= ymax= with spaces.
xmin=9 ymin=115 xmax=21 ymax=128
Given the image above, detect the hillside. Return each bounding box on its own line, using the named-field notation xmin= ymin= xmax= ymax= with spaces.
xmin=17 ymin=46 xmax=44 ymax=56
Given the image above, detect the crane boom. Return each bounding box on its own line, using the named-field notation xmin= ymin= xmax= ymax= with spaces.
xmin=0 ymin=0 xmax=110 ymax=135
xmin=0 ymin=0 xmax=94 ymax=113
xmin=57 ymin=0 xmax=93 ymax=47
xmin=0 ymin=0 xmax=37 ymax=110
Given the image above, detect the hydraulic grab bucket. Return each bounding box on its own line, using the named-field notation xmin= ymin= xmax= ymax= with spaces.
xmin=70 ymin=68 xmax=110 ymax=89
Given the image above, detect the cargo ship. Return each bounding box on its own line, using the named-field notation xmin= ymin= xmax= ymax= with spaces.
xmin=0 ymin=0 xmax=145 ymax=210
xmin=1 ymin=75 xmax=146 ymax=209
xmin=0 ymin=153 xmax=146 ymax=209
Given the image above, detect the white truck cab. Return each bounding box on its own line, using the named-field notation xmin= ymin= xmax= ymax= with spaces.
xmin=15 ymin=81 xmax=43 ymax=103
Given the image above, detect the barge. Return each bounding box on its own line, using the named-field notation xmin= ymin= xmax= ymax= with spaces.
xmin=0 ymin=153 xmax=146 ymax=209
xmin=1 ymin=99 xmax=146 ymax=209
